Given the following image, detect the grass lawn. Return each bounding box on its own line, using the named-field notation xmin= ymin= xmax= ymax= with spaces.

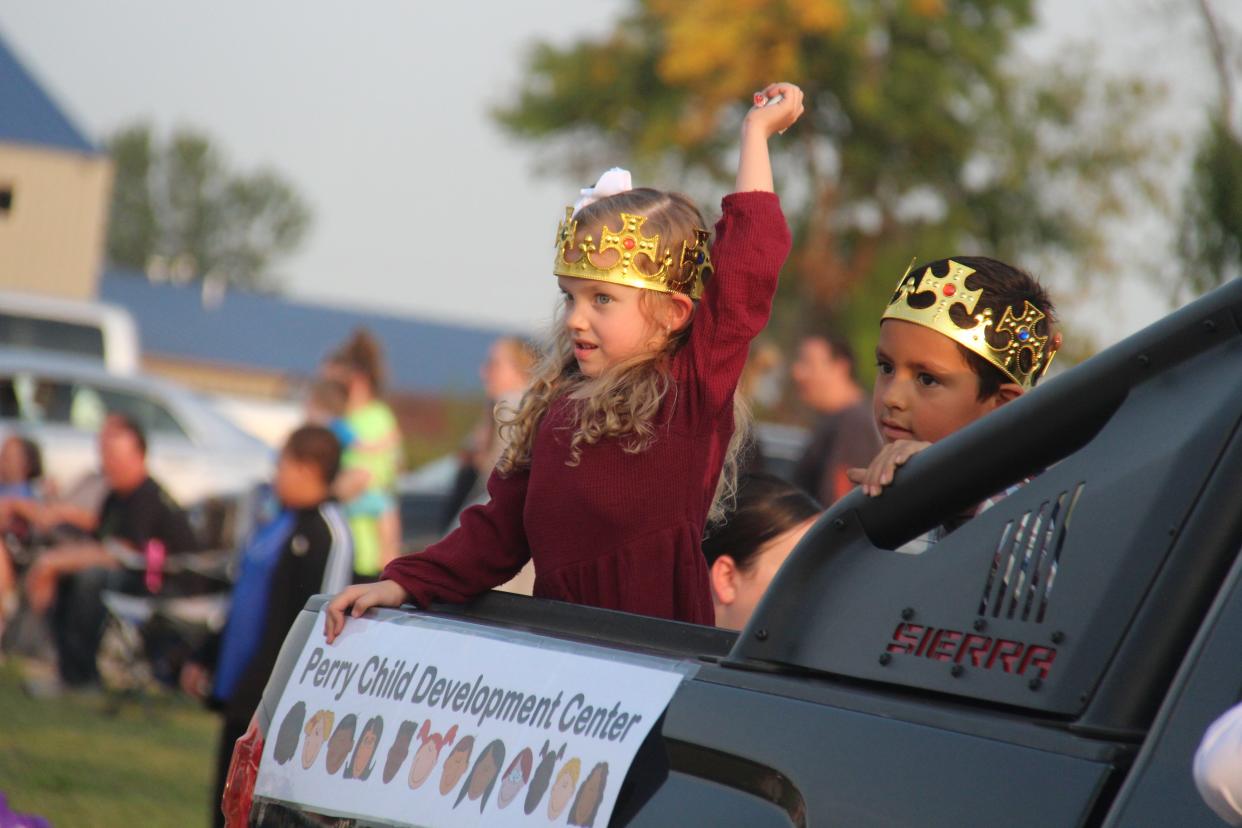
xmin=0 ymin=661 xmax=220 ymax=828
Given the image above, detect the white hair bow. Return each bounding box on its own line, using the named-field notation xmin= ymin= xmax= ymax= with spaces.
xmin=572 ymin=167 xmax=632 ymax=217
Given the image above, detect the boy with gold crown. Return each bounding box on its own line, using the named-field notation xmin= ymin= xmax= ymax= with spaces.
xmin=847 ymin=256 xmax=1061 ymax=550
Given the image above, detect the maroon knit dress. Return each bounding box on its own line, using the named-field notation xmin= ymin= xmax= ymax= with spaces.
xmin=382 ymin=191 xmax=791 ymax=624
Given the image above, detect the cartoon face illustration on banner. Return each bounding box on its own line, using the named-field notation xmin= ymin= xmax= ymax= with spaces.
xmin=273 ymin=701 xmax=306 ymax=765
xmin=569 ymin=762 xmax=609 ymax=827
xmin=301 ymin=710 xmax=335 ymax=770
xmin=547 ymin=757 xmax=581 ymax=820
xmin=439 ymin=735 xmax=475 ymax=796
xmin=325 ymin=714 xmax=358 ymax=775
xmin=525 ymin=741 xmax=566 ymax=816
xmin=497 ymin=747 xmax=534 ymax=809
xmin=345 ymin=716 xmax=384 ymax=781
xmin=409 ymin=721 xmax=458 ymax=790
xmin=454 ymin=738 xmax=505 ymax=812
xmin=383 ymin=720 xmax=418 ymax=784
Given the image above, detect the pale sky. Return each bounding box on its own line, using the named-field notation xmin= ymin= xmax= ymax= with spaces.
xmin=1 ymin=0 xmax=1235 ymax=344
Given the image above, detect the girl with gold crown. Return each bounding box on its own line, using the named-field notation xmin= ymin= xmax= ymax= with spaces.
xmin=324 ymin=82 xmax=804 ymax=633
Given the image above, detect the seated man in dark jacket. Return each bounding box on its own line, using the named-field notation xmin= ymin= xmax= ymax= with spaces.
xmin=25 ymin=413 xmax=199 ymax=694
xmin=180 ymin=424 xmax=353 ymax=828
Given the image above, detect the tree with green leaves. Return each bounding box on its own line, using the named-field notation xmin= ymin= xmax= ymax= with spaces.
xmin=1177 ymin=0 xmax=1241 ymax=300
xmin=105 ymin=124 xmax=312 ymax=292
xmin=494 ymin=0 xmax=1163 ymax=377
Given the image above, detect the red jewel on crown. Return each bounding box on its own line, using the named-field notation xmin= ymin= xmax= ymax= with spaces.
xmin=943 ymin=284 xmax=956 ymax=297
xmin=623 ymin=237 xmax=636 ymax=250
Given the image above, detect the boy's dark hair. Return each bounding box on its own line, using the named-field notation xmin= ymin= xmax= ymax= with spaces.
xmin=702 ymin=473 xmax=821 ymax=571
xmin=916 ymin=256 xmax=1056 ymax=400
xmin=283 ymin=424 xmax=342 ymax=484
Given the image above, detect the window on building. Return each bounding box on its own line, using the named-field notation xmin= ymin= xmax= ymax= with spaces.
xmin=0 ymin=186 xmax=12 ymax=216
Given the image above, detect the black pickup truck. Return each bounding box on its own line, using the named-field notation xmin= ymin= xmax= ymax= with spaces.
xmin=229 ymin=278 xmax=1242 ymax=827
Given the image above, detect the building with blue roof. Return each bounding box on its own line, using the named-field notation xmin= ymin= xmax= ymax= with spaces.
xmin=0 ymin=30 xmax=99 ymax=155
xmin=0 ymin=28 xmax=112 ymax=300
xmin=99 ymin=268 xmax=523 ymax=449
xmin=100 ymin=267 xmax=514 ymax=397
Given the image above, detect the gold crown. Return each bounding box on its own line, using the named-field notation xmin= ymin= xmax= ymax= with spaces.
xmin=553 ymin=208 xmax=711 ymax=299
xmin=882 ymin=259 xmax=1055 ymax=390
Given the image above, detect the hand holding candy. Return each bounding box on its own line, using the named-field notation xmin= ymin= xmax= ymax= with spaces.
xmin=745 ymin=83 xmax=804 ymax=138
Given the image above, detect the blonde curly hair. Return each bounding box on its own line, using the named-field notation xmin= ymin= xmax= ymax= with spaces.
xmin=495 ymin=188 xmax=751 ymax=525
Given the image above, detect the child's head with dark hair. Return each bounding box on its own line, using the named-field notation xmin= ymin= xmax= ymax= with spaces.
xmin=874 ymin=256 xmax=1060 ymax=447
xmin=703 ymin=473 xmax=821 ymax=630
xmin=938 ymin=256 xmax=1057 ymax=400
xmin=0 ymin=435 xmax=41 ymax=484
xmin=284 ymin=425 xmax=341 ymax=483
xmin=276 ymin=425 xmax=341 ymax=509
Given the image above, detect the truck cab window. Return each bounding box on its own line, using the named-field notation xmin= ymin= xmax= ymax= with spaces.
xmin=84 ymin=384 xmax=189 ymax=440
xmin=0 ymin=313 xmax=105 ymax=360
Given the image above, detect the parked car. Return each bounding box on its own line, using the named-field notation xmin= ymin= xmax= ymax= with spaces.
xmin=0 ymin=290 xmax=140 ymax=375
xmin=753 ymin=420 xmax=809 ymax=482
xmin=396 ymin=453 xmax=460 ymax=551
xmin=226 ymin=279 xmax=1242 ymax=826
xmin=0 ymin=350 xmax=273 ymax=505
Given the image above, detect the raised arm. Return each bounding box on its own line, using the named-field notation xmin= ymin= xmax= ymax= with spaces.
xmin=677 ymin=83 xmax=802 ymax=412
xmin=735 ymin=82 xmax=805 ymax=194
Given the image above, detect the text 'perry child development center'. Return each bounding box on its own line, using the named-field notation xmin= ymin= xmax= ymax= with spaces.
xmin=298 ymin=648 xmax=647 ymax=742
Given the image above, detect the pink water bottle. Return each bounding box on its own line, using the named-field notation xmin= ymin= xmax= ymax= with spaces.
xmin=145 ymin=538 xmax=166 ymax=594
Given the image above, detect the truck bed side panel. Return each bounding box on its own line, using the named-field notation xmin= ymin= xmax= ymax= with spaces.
xmin=626 ymin=681 xmax=1113 ymax=828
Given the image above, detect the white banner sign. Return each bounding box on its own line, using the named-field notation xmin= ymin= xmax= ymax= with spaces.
xmin=254 ymin=611 xmax=690 ymax=827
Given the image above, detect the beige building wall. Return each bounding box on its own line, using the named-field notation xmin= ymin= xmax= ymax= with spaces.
xmin=0 ymin=141 xmax=112 ymax=300
xmin=141 ymin=353 xmax=297 ymax=399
